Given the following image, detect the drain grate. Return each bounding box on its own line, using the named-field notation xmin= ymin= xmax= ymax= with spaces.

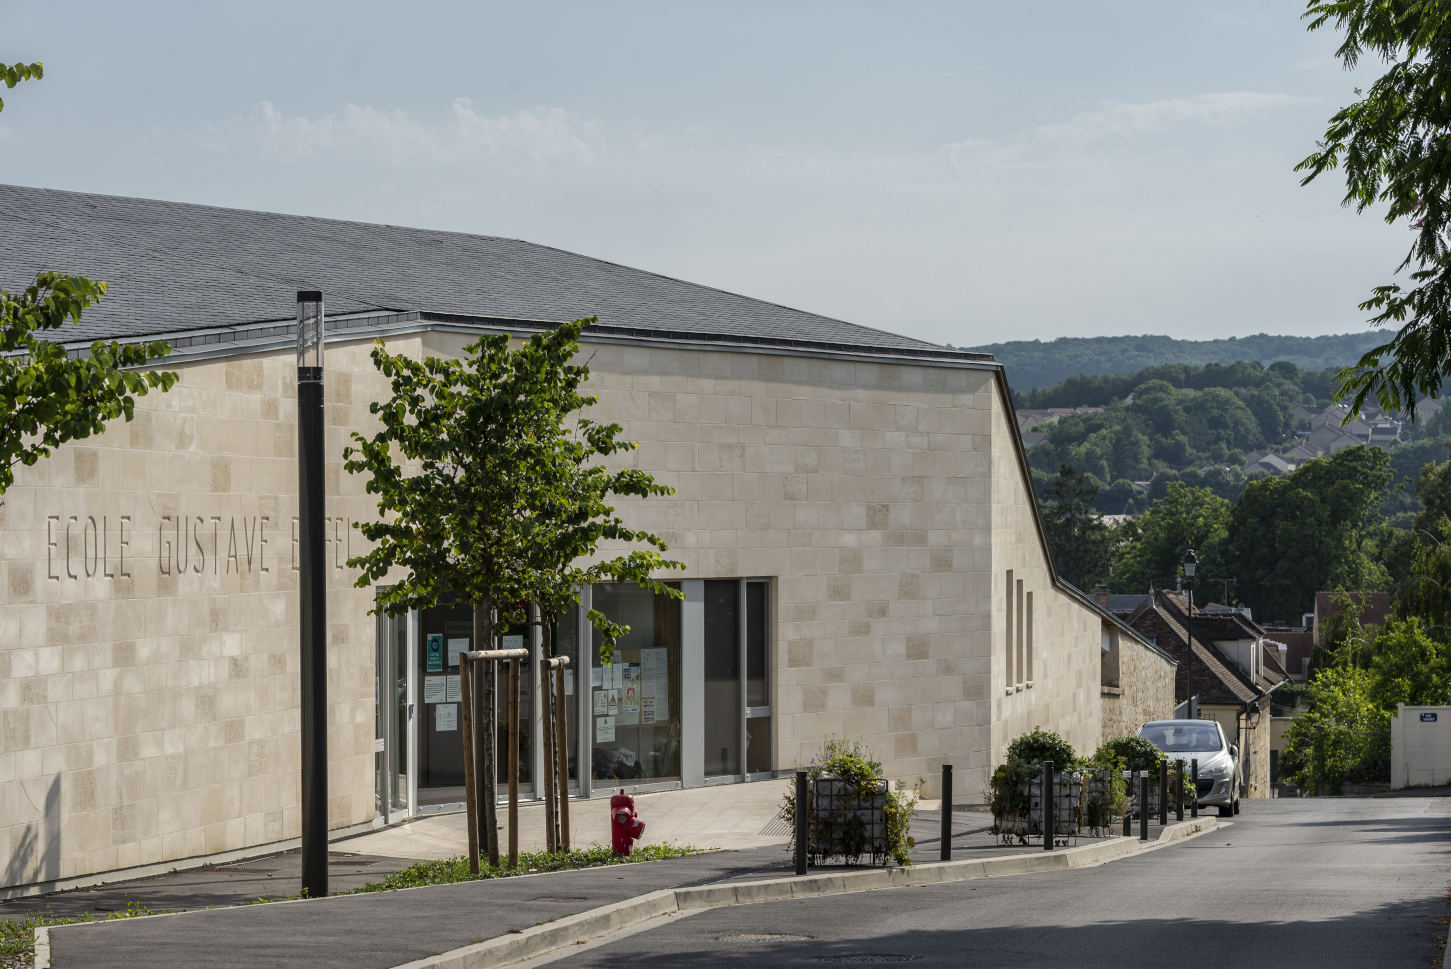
xmin=811 ymin=956 xmax=921 ymax=964
xmin=531 ymin=896 xmax=589 ymax=902
xmin=202 ymin=866 xmax=277 ymax=875
xmin=718 ymin=933 xmax=815 ymax=943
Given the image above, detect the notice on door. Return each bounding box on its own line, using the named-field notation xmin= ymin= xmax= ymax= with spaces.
xmin=447 ymin=637 xmax=468 ymax=668
xmin=435 ymin=704 xmax=458 ymax=732
xmin=426 ymin=634 xmax=444 ymax=672
xmin=423 ymin=676 xmax=447 ymax=705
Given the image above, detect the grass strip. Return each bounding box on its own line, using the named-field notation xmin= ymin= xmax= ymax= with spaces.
xmin=0 ymin=901 xmax=164 ymax=963
xmin=356 ymin=842 xmax=699 ymax=892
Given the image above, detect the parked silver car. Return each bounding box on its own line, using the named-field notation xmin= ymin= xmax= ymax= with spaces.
xmin=1137 ymin=719 xmax=1240 ymax=816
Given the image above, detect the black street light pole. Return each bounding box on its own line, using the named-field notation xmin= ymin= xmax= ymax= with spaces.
xmin=1183 ymin=549 xmax=1197 ymax=720
xmin=297 ymin=290 xmax=328 ymax=899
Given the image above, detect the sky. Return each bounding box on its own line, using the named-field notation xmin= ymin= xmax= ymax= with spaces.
xmin=0 ymin=1 xmax=1408 ymax=348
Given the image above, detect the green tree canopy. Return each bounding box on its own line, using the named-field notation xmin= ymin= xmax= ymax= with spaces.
xmin=344 ymin=317 xmax=682 ymax=660
xmin=1223 ymin=447 xmax=1392 ymax=621
xmin=1108 ymin=481 xmax=1231 ymax=596
xmin=1039 ymin=465 xmax=1115 ymax=592
xmin=1297 ymin=0 xmax=1451 ymax=416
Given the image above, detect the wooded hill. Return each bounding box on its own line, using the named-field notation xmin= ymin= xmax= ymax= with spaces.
xmin=967 ymin=332 xmax=1386 ymax=391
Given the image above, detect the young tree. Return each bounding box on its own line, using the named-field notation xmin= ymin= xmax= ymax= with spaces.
xmin=1297 ymin=1 xmax=1451 ymax=415
xmin=344 ymin=317 xmax=682 ymax=855
xmin=1 ymin=62 xmax=175 ymax=499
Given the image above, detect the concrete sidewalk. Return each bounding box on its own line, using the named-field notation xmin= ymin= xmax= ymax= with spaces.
xmin=28 ymin=806 xmax=1213 ymax=969
xmin=4 ymin=778 xmax=1216 ymax=969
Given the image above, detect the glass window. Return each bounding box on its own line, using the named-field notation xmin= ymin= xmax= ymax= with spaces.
xmin=704 ymin=580 xmax=741 ymax=776
xmin=591 ymin=583 xmax=681 ymax=783
xmin=746 ymin=581 xmax=769 ymax=707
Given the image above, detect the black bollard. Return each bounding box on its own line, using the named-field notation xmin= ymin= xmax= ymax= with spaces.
xmin=941 ymin=764 xmax=953 ymax=862
xmin=1191 ymin=759 xmax=1199 ymax=819
xmin=794 ymin=770 xmax=808 ymax=875
xmin=1042 ymin=761 xmax=1055 ymax=851
xmin=1175 ymin=759 xmax=1185 ymax=822
xmin=1122 ymin=770 xmax=1132 ymax=837
xmin=1158 ymin=760 xmax=1168 ymax=826
xmin=1139 ymin=770 xmax=1149 ymax=841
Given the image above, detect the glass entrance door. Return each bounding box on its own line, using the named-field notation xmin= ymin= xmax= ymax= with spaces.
xmin=376 ymin=608 xmax=413 ymax=821
xmin=702 ymin=579 xmax=772 ymax=781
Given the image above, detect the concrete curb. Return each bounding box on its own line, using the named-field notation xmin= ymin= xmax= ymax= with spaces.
xmin=33 ymin=925 xmax=51 ymax=969
xmin=393 ymin=817 xmax=1218 ymax=969
xmin=389 ymin=890 xmax=681 ymax=969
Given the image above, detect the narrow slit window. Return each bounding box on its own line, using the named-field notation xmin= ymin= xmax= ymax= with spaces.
xmin=1015 ymin=578 xmax=1025 ymax=687
xmin=1025 ymin=591 xmax=1034 ymax=682
xmin=1005 ymin=569 xmax=1015 ymax=688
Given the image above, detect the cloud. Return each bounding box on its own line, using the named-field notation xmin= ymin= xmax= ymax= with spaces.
xmin=1031 ymin=91 xmax=1316 ymax=144
xmin=194 ymin=98 xmax=599 ymax=168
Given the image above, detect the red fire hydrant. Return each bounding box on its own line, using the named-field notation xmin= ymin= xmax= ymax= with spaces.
xmin=610 ymin=789 xmax=646 ymax=856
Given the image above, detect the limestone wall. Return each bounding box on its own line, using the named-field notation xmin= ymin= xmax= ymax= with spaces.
xmin=0 ymin=339 xmax=404 ymax=892
xmin=0 ymin=324 xmax=1115 ymax=890
xmin=425 ymin=331 xmax=1006 ymax=800
xmin=985 ymin=390 xmax=1106 ymax=777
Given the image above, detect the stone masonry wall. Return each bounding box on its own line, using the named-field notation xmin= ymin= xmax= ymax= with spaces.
xmin=0 ymin=338 xmax=407 ymax=892
xmin=1101 ymin=634 xmax=1177 ymax=742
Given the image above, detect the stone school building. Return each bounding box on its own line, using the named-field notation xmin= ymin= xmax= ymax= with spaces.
xmin=0 ymin=185 xmax=1174 ymax=895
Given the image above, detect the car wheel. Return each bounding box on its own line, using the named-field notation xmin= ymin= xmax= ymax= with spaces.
xmin=1232 ymin=796 xmax=1241 ymax=816
xmin=1217 ymin=803 xmax=1231 ymax=817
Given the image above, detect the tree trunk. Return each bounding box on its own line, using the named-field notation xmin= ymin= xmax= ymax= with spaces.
xmin=540 ymin=618 xmax=558 ymax=853
xmin=473 ymin=600 xmax=498 ymax=866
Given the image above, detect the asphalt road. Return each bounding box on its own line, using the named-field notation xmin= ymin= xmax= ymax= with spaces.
xmin=534 ymin=797 xmax=1451 ymax=969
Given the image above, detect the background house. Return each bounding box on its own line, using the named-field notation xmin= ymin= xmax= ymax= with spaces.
xmin=1108 ymin=591 xmax=1287 ymax=797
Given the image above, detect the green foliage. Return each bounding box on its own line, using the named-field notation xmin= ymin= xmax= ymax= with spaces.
xmin=0 ymin=59 xmax=42 ymax=113
xmin=356 ymin=842 xmax=697 ymax=892
xmin=1222 ymin=447 xmax=1392 ymax=621
xmin=780 ymin=738 xmax=919 ymax=867
xmin=1039 ymin=465 xmax=1115 ymax=590
xmin=1092 ymin=735 xmax=1196 ymax=810
xmin=1297 ymin=0 xmax=1451 ymax=416
xmin=1281 ymin=666 xmax=1391 ymax=793
xmin=1005 ymin=726 xmax=1079 ymax=769
xmin=0 ymin=900 xmax=162 ymax=960
xmin=1109 ymin=482 xmax=1231 ymax=595
xmin=1093 ymin=735 xmax=1163 ymax=773
xmin=343 ymin=318 xmax=683 ymax=662
xmin=978 ymin=333 xmax=1385 ymax=393
xmin=1396 ymin=522 xmax=1451 ymax=636
xmin=1369 ymin=615 xmax=1451 ymax=707
xmin=1 ymin=274 xmax=177 ymax=495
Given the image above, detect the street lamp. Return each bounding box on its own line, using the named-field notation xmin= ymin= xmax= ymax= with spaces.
xmin=297 ymin=290 xmax=328 ymax=898
xmin=1182 ymin=549 xmax=1197 ymax=719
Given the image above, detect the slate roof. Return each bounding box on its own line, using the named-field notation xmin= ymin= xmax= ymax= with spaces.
xmin=0 ymin=184 xmax=985 ymax=362
xmin=1127 ymin=591 xmax=1287 ymax=706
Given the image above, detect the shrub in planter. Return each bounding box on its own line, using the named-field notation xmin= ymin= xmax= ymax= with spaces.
xmin=779 ymin=738 xmax=920 ymax=866
xmin=1006 ymin=727 xmax=1079 ymax=769
xmin=1094 ymin=734 xmax=1195 ymax=813
xmin=990 ymin=728 xmax=1082 ymax=843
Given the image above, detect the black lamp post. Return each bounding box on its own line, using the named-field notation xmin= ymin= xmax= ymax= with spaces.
xmin=297 ymin=290 xmax=328 ymax=898
xmin=1183 ymin=548 xmax=1197 ymax=719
